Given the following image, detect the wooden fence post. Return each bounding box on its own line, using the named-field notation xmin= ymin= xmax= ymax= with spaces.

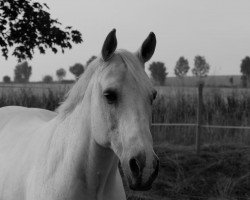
xmin=196 ymin=82 xmax=204 ymax=154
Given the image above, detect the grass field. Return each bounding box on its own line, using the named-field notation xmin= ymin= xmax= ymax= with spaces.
xmin=127 ymin=144 xmax=250 ymax=200
xmin=0 ymin=83 xmax=250 ymax=199
xmin=165 ymin=75 xmax=243 ymax=87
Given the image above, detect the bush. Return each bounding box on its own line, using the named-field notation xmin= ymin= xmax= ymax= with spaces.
xmin=42 ymin=75 xmax=53 ymax=83
xmin=3 ymin=75 xmax=11 ymax=83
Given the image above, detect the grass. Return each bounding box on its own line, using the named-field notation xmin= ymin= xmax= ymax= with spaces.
xmin=164 ymin=75 xmax=243 ymax=87
xmin=128 ymin=144 xmax=250 ymax=200
xmin=0 ymin=88 xmax=64 ymax=110
xmin=1 ymin=85 xmax=250 ymax=199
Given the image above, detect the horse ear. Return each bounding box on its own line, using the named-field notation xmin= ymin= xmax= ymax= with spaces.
xmin=137 ymin=32 xmax=156 ymax=63
xmin=102 ymin=29 xmax=117 ymax=61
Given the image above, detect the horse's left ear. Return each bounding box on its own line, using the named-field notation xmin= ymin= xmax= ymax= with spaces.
xmin=102 ymin=29 xmax=117 ymax=61
xmin=137 ymin=32 xmax=156 ymax=63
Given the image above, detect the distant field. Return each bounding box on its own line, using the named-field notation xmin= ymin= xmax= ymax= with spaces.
xmin=1 ymin=82 xmax=250 ymax=98
xmin=0 ymin=82 xmax=72 ymax=96
xmin=165 ymin=75 xmax=242 ymax=87
xmin=156 ymin=86 xmax=250 ymax=99
xmin=0 ymin=74 xmax=245 ymax=94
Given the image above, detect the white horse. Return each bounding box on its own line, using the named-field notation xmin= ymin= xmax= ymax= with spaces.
xmin=0 ymin=29 xmax=159 ymax=200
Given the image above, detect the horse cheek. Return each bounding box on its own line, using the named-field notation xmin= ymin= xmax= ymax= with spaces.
xmin=109 ymin=110 xmax=122 ymax=155
xmin=91 ymin=93 xmax=110 ymax=147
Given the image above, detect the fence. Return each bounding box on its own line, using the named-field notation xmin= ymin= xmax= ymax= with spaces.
xmin=151 ymin=82 xmax=250 ymax=154
xmin=1 ymin=83 xmax=250 ymax=154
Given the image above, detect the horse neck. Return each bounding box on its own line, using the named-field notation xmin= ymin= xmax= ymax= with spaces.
xmin=52 ymin=100 xmax=119 ymax=197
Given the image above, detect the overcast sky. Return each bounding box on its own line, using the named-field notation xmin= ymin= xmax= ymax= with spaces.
xmin=1 ymin=0 xmax=250 ymax=81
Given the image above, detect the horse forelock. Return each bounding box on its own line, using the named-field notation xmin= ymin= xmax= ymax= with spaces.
xmin=116 ymin=49 xmax=153 ymax=94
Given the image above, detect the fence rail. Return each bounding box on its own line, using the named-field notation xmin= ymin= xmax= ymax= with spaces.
xmin=152 ymin=123 xmax=250 ymax=130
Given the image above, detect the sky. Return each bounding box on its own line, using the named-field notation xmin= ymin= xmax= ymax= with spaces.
xmin=1 ymin=0 xmax=250 ymax=81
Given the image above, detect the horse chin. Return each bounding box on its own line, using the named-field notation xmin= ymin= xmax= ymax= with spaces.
xmin=126 ymin=175 xmax=154 ymax=191
xmin=127 ymin=176 xmax=153 ymax=191
xmin=129 ymin=183 xmax=152 ymax=191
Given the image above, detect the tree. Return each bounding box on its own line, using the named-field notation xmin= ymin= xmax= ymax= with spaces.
xmin=229 ymin=76 xmax=234 ymax=86
xmin=86 ymin=55 xmax=97 ymax=67
xmin=56 ymin=68 xmax=66 ymax=81
xmin=69 ymin=63 xmax=84 ymax=80
xmin=240 ymin=56 xmax=250 ymax=87
xmin=192 ymin=56 xmax=210 ymax=77
xmin=149 ymin=61 xmax=168 ymax=85
xmin=14 ymin=61 xmax=32 ymax=82
xmin=3 ymin=75 xmax=11 ymax=83
xmin=0 ymin=0 xmax=82 ymax=61
xmin=42 ymin=75 xmax=53 ymax=83
xmin=174 ymin=56 xmax=190 ymax=78
xmin=241 ymin=75 xmax=247 ymax=88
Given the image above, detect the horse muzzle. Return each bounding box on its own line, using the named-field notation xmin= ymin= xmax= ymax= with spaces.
xmin=127 ymin=153 xmax=159 ymax=191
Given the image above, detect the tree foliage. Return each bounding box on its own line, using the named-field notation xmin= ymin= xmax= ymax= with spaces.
xmin=174 ymin=56 xmax=190 ymax=78
xmin=192 ymin=56 xmax=210 ymax=77
xmin=42 ymin=75 xmax=53 ymax=83
xmin=0 ymin=0 xmax=82 ymax=61
xmin=14 ymin=61 xmax=32 ymax=82
xmin=240 ymin=56 xmax=250 ymax=87
xmin=229 ymin=76 xmax=234 ymax=86
xmin=69 ymin=63 xmax=84 ymax=80
xmin=149 ymin=61 xmax=168 ymax=86
xmin=56 ymin=68 xmax=66 ymax=81
xmin=241 ymin=75 xmax=247 ymax=88
xmin=3 ymin=75 xmax=11 ymax=83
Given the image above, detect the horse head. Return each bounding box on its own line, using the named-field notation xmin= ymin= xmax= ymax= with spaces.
xmin=89 ymin=29 xmax=159 ymax=191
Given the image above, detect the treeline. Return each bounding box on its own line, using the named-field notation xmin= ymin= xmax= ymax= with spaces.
xmin=2 ymin=56 xmax=97 ymax=83
xmin=149 ymin=56 xmax=250 ymax=87
xmin=149 ymin=55 xmax=210 ymax=86
xmin=3 ymin=55 xmax=250 ymax=88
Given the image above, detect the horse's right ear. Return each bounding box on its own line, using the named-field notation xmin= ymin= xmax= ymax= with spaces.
xmin=137 ymin=32 xmax=156 ymax=63
xmin=101 ymin=29 xmax=117 ymax=61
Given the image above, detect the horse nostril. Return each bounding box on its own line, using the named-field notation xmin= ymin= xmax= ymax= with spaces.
xmin=129 ymin=158 xmax=141 ymax=178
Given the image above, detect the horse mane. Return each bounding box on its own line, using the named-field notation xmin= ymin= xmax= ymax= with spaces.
xmin=57 ymin=57 xmax=101 ymax=116
xmin=57 ymin=49 xmax=152 ymax=117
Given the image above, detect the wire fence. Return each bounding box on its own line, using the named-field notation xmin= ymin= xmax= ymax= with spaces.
xmin=152 ymin=123 xmax=250 ymax=130
xmin=153 ymin=83 xmax=250 ymax=154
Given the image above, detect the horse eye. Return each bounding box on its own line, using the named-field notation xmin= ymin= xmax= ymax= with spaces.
xmin=152 ymin=90 xmax=157 ymax=100
xmin=103 ymin=90 xmax=118 ymax=104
